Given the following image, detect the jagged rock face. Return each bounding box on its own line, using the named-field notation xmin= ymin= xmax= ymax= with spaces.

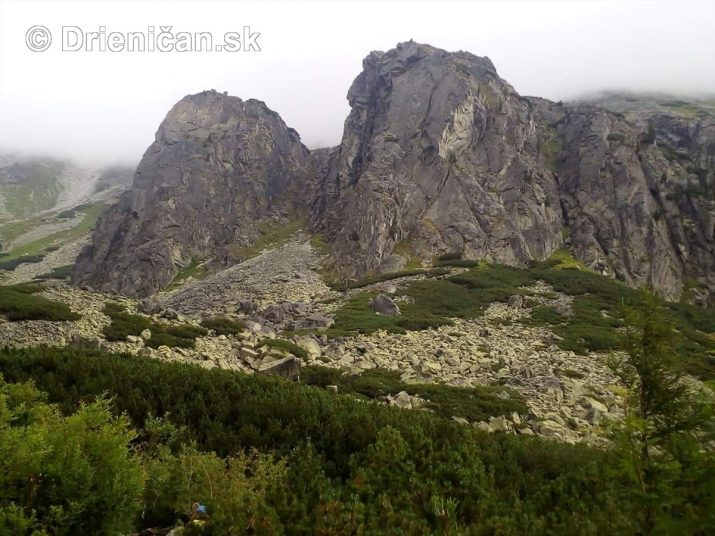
xmin=311 ymin=41 xmax=564 ymax=275
xmin=546 ymin=100 xmax=714 ymax=302
xmin=74 ymin=90 xmax=311 ymax=297
xmin=311 ymin=42 xmax=714 ymax=302
xmin=74 ymin=43 xmax=713 ymax=303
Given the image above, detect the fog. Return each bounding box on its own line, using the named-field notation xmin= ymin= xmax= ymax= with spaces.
xmin=1 ymin=0 xmax=714 ymax=165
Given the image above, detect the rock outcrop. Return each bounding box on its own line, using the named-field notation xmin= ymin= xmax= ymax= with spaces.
xmin=311 ymin=41 xmax=564 ymax=276
xmin=311 ymin=41 xmax=714 ymax=302
xmin=74 ymin=43 xmax=713 ymax=302
xmin=73 ymin=90 xmax=312 ymax=296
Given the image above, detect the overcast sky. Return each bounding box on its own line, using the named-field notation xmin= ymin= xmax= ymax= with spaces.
xmin=1 ymin=0 xmax=714 ymax=165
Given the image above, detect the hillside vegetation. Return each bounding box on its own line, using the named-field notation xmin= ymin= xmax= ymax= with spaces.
xmin=327 ymin=257 xmax=715 ymax=380
xmin=0 ymin=341 xmax=712 ymax=535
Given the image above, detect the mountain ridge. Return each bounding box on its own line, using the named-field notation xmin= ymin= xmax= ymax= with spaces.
xmin=73 ymin=41 xmax=715 ymax=303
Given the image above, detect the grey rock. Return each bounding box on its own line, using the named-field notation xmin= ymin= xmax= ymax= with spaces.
xmin=238 ymin=299 xmax=259 ymax=314
xmin=138 ymin=297 xmax=163 ymax=314
xmin=163 ymin=308 xmax=179 ymax=320
xmin=554 ymin=303 xmax=573 ymax=317
xmin=371 ymin=293 xmax=401 ymax=316
xmin=257 ymin=356 xmax=301 ymax=381
xmin=69 ymin=334 xmax=103 ymax=351
xmin=294 ymin=335 xmax=322 ymax=359
xmin=310 ymin=41 xmax=714 ymax=303
xmin=74 ymin=90 xmax=312 ymax=297
xmin=298 ymin=313 xmax=334 ymax=329
xmin=390 ymin=390 xmax=413 ymax=409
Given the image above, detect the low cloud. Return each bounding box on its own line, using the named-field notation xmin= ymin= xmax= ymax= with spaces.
xmin=1 ymin=0 xmax=713 ymax=164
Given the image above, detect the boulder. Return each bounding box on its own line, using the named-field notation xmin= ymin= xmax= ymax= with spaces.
xmin=294 ymin=335 xmax=322 ymax=360
xmin=298 ymin=313 xmax=334 ymax=329
xmin=69 ymin=335 xmax=103 ymax=351
xmin=163 ymin=308 xmax=179 ymax=320
xmin=237 ymin=299 xmax=259 ymax=314
xmin=389 ymin=390 xmax=413 ymax=409
xmin=554 ymin=303 xmax=573 ymax=317
xmin=257 ymin=356 xmax=301 ymax=381
xmin=370 ymin=293 xmax=401 ymax=316
xmin=138 ymin=297 xmax=163 ymax=315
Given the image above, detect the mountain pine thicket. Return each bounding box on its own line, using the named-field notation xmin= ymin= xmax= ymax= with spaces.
xmin=0 ymin=296 xmax=713 ymax=535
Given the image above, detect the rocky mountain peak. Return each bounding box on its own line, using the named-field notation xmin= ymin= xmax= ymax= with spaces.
xmin=73 ymin=90 xmax=312 ymax=297
xmin=74 ymin=42 xmax=713 ymax=303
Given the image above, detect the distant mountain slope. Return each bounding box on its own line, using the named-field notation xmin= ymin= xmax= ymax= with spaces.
xmin=0 ymin=155 xmax=133 ymax=284
xmin=0 ymin=155 xmax=133 ymax=223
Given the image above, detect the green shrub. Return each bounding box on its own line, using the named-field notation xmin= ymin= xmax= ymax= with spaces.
xmin=1 ymin=347 xmax=711 ymax=533
xmin=200 ymin=316 xmax=245 ymax=336
xmin=0 ymin=284 xmax=80 ymax=321
xmin=328 ymin=264 xmax=532 ymax=337
xmin=302 ymin=366 xmax=527 ymax=421
xmin=102 ymin=303 xmax=206 ymax=349
xmin=0 ymin=375 xmax=143 ymax=534
xmin=0 ymin=255 xmax=45 ymax=271
xmin=433 ymin=258 xmax=480 ymax=268
xmin=436 ymin=251 xmax=463 ymax=262
xmin=327 ymin=256 xmax=714 ymax=379
xmin=262 ymin=338 xmax=308 ymax=359
xmin=34 ymin=264 xmax=74 ymax=280
xmin=330 ymin=267 xmax=449 ymax=291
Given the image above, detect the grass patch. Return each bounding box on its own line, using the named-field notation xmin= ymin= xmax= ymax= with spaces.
xmin=302 ymin=366 xmax=527 ymax=421
xmin=200 ymin=316 xmax=245 ymax=336
xmin=229 ymin=217 xmax=306 ymax=261
xmin=527 ymin=266 xmax=714 ymax=378
xmin=1 ymin=202 xmax=106 ymax=260
xmin=166 ymin=257 xmax=206 ymax=290
xmin=392 ymin=239 xmax=422 ymax=269
xmin=262 ymin=338 xmax=308 ymax=359
xmin=330 ymin=267 xmax=450 ymax=291
xmin=34 ymin=264 xmax=74 ymax=281
xmin=434 ymin=259 xmax=481 ymax=268
xmin=102 ymin=303 xmax=207 ymax=349
xmin=0 ymin=161 xmax=64 ymax=220
xmin=327 ymin=264 xmax=531 ymax=338
xmin=540 ymin=131 xmax=562 ymax=172
xmin=328 ymin=250 xmax=715 ymax=379
xmin=0 ymin=254 xmax=45 ymax=271
xmin=661 ymin=100 xmax=705 ymax=119
xmin=530 ymin=248 xmax=590 ymax=271
xmin=0 ymin=284 xmax=80 ymax=321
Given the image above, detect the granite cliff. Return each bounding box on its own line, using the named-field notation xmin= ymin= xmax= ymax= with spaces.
xmin=74 ymin=91 xmax=312 ymax=296
xmin=74 ymin=42 xmax=714 ymax=302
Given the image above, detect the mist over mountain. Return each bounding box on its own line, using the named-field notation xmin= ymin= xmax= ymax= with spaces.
xmin=1 ymin=0 xmax=714 ymax=163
